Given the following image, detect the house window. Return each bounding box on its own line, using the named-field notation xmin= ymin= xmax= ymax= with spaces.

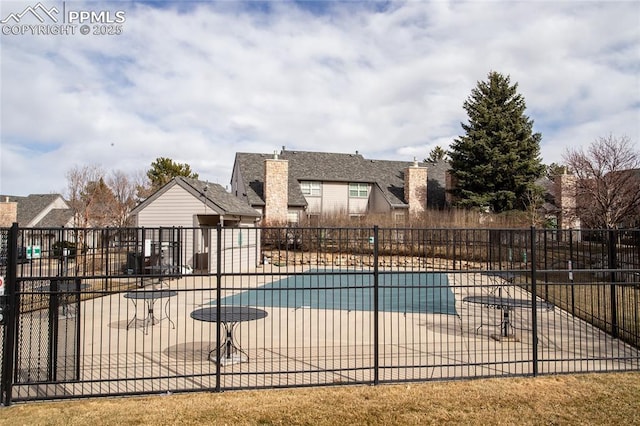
xmin=300 ymin=181 xmax=321 ymax=196
xmin=393 ymin=211 xmax=406 ymax=225
xmin=287 ymin=211 xmax=299 ymax=224
xmin=349 ymin=183 xmax=368 ymax=198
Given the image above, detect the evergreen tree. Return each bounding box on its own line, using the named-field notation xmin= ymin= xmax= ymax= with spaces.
xmin=448 ymin=71 xmax=544 ymax=212
xmin=146 ymin=157 xmax=199 ymax=190
xmin=426 ymin=146 xmax=447 ymax=162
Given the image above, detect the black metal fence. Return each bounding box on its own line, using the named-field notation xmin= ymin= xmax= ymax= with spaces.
xmin=1 ymin=224 xmax=639 ymax=404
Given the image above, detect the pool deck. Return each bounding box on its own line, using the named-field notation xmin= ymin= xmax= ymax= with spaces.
xmin=11 ymin=268 xmax=640 ymax=399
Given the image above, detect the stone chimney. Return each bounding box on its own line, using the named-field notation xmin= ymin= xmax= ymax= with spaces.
xmin=264 ymin=152 xmax=289 ymax=224
xmin=404 ymin=159 xmax=428 ymax=216
xmin=0 ymin=197 xmax=17 ymax=227
xmin=555 ymin=172 xmax=580 ymax=230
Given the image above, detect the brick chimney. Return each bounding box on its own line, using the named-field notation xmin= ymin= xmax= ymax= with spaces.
xmin=555 ymin=172 xmax=580 ymax=230
xmin=264 ymin=152 xmax=289 ymax=224
xmin=404 ymin=159 xmax=428 ymax=216
xmin=0 ymin=196 xmax=17 ymax=227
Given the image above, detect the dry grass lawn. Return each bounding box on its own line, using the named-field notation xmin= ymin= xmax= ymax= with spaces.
xmin=1 ymin=373 xmax=640 ymax=425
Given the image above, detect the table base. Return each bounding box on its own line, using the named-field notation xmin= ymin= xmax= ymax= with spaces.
xmin=126 ymin=299 xmax=176 ymax=335
xmin=208 ymin=330 xmax=249 ymax=365
xmin=208 ymin=351 xmax=247 ymax=366
xmin=490 ymin=333 xmax=520 ymax=342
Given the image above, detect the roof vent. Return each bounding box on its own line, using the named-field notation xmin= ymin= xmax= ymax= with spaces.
xmin=413 ymin=157 xmax=418 ymax=167
xmin=273 ymin=150 xmax=279 ymax=160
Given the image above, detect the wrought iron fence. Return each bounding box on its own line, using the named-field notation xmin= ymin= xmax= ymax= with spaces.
xmin=0 ymin=227 xmax=7 ymax=406
xmin=0 ymin=224 xmax=638 ymax=404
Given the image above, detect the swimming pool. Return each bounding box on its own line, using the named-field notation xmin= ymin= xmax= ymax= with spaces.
xmin=216 ymin=269 xmax=457 ymax=315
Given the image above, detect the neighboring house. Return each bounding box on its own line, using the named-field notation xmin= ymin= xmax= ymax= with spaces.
xmin=543 ymin=168 xmax=640 ymax=232
xmin=231 ymin=149 xmax=451 ymax=225
xmin=0 ymin=194 xmax=73 ymax=228
xmin=0 ymin=194 xmax=74 ymax=259
xmin=129 ymin=177 xmax=261 ymax=273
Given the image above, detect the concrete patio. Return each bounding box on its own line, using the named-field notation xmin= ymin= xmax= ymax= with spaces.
xmin=10 ymin=270 xmax=640 ymax=401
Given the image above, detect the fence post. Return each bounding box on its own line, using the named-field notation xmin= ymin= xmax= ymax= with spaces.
xmin=215 ymin=223 xmax=223 ymax=392
xmin=104 ymin=228 xmax=110 ymax=291
xmin=569 ymin=230 xmax=575 ymax=316
xmin=543 ymin=229 xmax=548 ymax=299
xmin=608 ymin=229 xmax=618 ymax=338
xmin=1 ymin=223 xmax=19 ymax=405
xmin=373 ymin=225 xmax=379 ymax=386
xmin=530 ymin=226 xmax=538 ymax=377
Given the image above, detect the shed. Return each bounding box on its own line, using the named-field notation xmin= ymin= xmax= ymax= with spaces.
xmin=130 ymin=177 xmax=261 ymax=273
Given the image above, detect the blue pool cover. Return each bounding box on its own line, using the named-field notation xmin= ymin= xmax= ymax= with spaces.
xmin=216 ymin=269 xmax=457 ymax=315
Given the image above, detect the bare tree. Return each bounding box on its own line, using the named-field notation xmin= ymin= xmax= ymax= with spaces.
xmin=107 ymin=170 xmax=138 ymax=227
xmin=66 ymin=164 xmax=105 ymax=228
xmin=563 ymin=135 xmax=640 ymax=229
xmin=523 ymin=185 xmax=547 ymax=226
xmin=133 ymin=169 xmax=154 ymax=201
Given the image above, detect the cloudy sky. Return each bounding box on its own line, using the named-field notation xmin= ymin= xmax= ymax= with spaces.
xmin=1 ymin=0 xmax=639 ymax=196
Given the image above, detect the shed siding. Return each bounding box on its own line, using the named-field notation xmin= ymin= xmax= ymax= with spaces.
xmin=137 ymin=185 xmax=220 ymax=227
xmin=203 ymin=227 xmax=260 ymax=273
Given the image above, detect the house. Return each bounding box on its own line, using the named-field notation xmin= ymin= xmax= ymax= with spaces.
xmin=129 ymin=176 xmax=261 ymax=273
xmin=542 ymin=168 xmax=640 ymax=232
xmin=0 ymin=194 xmax=73 ymax=228
xmin=0 ymin=194 xmax=74 ymax=260
xmin=230 ymin=149 xmax=451 ymax=225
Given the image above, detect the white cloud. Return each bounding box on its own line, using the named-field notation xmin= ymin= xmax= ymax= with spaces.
xmin=1 ymin=0 xmax=638 ymax=195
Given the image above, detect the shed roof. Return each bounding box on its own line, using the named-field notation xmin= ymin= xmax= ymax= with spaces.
xmin=131 ymin=177 xmax=260 ymax=218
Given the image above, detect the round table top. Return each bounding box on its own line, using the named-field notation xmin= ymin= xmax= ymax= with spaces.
xmin=463 ymin=295 xmax=554 ymax=310
xmin=191 ymin=306 xmax=268 ymax=323
xmin=124 ymin=290 xmax=178 ymax=300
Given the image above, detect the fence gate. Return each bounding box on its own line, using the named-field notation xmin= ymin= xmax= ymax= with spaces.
xmin=14 ymin=278 xmax=82 ymax=385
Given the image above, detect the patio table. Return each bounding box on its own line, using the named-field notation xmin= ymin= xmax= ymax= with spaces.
xmin=190 ymin=306 xmax=268 ymax=365
xmin=124 ymin=290 xmax=177 ymax=334
xmin=464 ymin=294 xmax=554 ymax=338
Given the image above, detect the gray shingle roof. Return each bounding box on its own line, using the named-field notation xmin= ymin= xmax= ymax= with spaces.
xmin=0 ymin=194 xmax=68 ymax=226
xmin=234 ymin=150 xmax=451 ymax=209
xmin=424 ymin=159 xmax=451 ymax=209
xmin=130 ymin=177 xmax=260 ymax=218
xmin=177 ymin=177 xmax=260 ymax=217
xmin=37 ymin=209 xmax=74 ymax=227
